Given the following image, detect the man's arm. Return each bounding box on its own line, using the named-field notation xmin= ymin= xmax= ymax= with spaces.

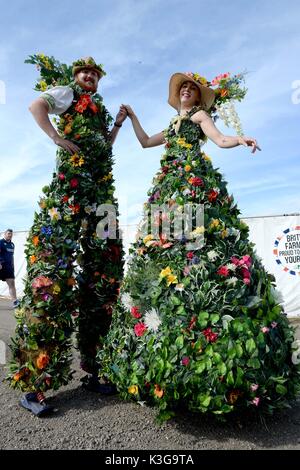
xmin=29 ymin=98 xmax=80 ymax=155
xmin=109 ymin=106 xmax=128 ymax=145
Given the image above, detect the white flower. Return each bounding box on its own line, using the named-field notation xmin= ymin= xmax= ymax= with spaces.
xmin=215 ymin=101 xmax=243 ymax=136
xmin=226 ymin=276 xmax=238 ymax=286
xmin=84 ymin=203 xmax=97 ymax=214
xmin=121 ymin=292 xmax=134 ymax=311
xmin=226 ymin=263 xmax=237 ymax=271
xmin=291 ymin=340 xmax=300 ymax=365
xmin=144 ymin=308 xmax=161 ymax=332
xmin=207 ymin=250 xmax=218 ymax=261
xmin=175 ymin=283 xmax=184 ymax=292
xmin=182 ymin=188 xmax=191 ymax=196
xmin=222 ymin=315 xmax=234 ymax=329
xmin=270 ymin=286 xmax=284 ymax=305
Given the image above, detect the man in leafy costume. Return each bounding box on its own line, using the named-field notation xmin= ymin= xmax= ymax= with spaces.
xmin=98 ymin=71 xmax=300 ymax=421
xmin=7 ymin=55 xmax=126 ymax=416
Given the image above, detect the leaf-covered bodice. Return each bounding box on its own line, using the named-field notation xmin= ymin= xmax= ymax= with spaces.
xmin=163 ymin=106 xmax=206 ymax=163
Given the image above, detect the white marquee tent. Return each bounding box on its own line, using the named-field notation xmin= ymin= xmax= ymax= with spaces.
xmin=1 ymin=214 xmax=299 ymax=317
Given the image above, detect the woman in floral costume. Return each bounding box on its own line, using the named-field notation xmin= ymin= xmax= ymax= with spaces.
xmin=98 ymin=72 xmax=300 ymax=419
xmin=7 ymin=55 xmax=126 ymax=415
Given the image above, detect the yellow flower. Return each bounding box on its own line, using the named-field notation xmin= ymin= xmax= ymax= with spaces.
xmin=128 ymin=385 xmax=139 ymax=395
xmin=160 ymin=267 xmax=172 ymax=278
xmin=30 ymin=255 xmax=37 ymax=264
xmin=221 ymin=229 xmax=229 ymax=239
xmin=143 ymin=234 xmax=153 ymax=245
xmin=64 ymin=215 xmax=72 ymax=222
xmin=39 ymin=198 xmax=47 ymax=209
xmin=177 ymin=137 xmax=187 ymax=147
xmin=191 ymin=226 xmax=205 ymax=236
xmin=184 ymin=165 xmax=192 ymax=172
xmin=102 ymin=173 xmax=113 ymax=182
xmin=70 ymin=153 xmax=85 ymax=167
xmin=202 ymin=153 xmax=211 ymax=161
xmin=53 ymin=284 xmax=61 ymax=295
xmin=39 ymin=80 xmax=47 ymax=91
xmin=48 ymin=207 xmax=61 ymax=221
xmin=184 ymin=143 xmax=192 ymax=149
xmin=210 ymin=219 xmax=220 ymax=229
xmin=166 ymin=274 xmax=178 ymax=286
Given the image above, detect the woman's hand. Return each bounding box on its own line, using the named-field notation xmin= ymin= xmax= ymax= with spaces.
xmin=52 ymin=135 xmax=80 ymax=154
xmin=238 ymin=136 xmax=261 ymax=153
xmin=121 ymin=104 xmax=135 ymax=119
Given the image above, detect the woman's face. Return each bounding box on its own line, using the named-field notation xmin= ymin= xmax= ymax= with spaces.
xmin=180 ymin=81 xmax=201 ymax=107
xmin=75 ymin=68 xmax=100 ymax=93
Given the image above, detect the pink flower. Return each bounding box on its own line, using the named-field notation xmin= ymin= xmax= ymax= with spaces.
xmin=252 ymin=397 xmax=260 ymax=406
xmin=183 ymin=266 xmax=191 ymax=276
xmin=271 ymin=321 xmax=278 ymax=328
xmin=261 ymin=326 xmax=270 ymax=334
xmin=58 ymin=173 xmax=65 ymax=181
xmin=250 ymin=384 xmax=259 ymax=392
xmin=134 ymin=322 xmax=147 ymax=337
xmin=182 ymin=356 xmax=190 ymax=366
xmin=240 ymin=255 xmax=252 ymax=267
xmin=130 ymin=306 xmax=142 ymax=319
xmin=217 ymin=266 xmax=230 ymax=277
xmin=231 ymin=256 xmax=240 ymax=266
xmin=243 ymin=278 xmax=251 ymax=285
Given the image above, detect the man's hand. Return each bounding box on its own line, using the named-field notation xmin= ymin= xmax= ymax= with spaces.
xmin=115 ymin=106 xmax=128 ymax=126
xmin=52 ymin=136 xmax=80 ymax=155
xmin=121 ymin=104 xmax=135 ymax=119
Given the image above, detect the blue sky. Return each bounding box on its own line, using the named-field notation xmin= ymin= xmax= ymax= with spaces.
xmin=0 ymin=0 xmax=300 ymax=235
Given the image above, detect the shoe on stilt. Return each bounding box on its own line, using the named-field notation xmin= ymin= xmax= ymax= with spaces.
xmin=19 ymin=392 xmax=54 ymax=417
xmin=82 ymin=375 xmax=117 ymax=395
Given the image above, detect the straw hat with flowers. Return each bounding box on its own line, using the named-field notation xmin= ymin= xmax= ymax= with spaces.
xmin=168 ymin=72 xmax=215 ymax=111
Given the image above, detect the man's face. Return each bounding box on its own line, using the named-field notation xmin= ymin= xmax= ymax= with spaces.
xmin=4 ymin=231 xmax=12 ymax=241
xmin=75 ymin=68 xmax=100 ymax=93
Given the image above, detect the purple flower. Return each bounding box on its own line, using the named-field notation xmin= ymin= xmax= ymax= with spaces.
xmin=41 ymin=226 xmax=53 ymax=236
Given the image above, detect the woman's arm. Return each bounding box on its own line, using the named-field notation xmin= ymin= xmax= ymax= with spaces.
xmin=122 ymin=105 xmax=165 ymax=148
xmin=29 ymin=98 xmax=80 ymax=154
xmin=193 ymin=110 xmax=261 ymax=153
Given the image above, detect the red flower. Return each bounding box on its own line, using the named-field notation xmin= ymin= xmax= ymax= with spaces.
xmin=217 ymin=266 xmax=229 ymax=277
xmin=134 ymin=322 xmax=147 ymax=337
xmin=202 ymin=327 xmax=218 ymax=343
xmin=189 ymin=177 xmax=204 ymax=187
xmin=70 ymin=178 xmax=79 ymax=188
xmin=58 ymin=173 xmax=65 ymax=181
xmin=69 ymin=203 xmax=80 ymax=214
xmin=188 ymin=315 xmax=197 ymax=330
xmin=186 ymin=251 xmax=194 ymax=259
xmin=181 ymin=356 xmax=190 ymax=366
xmin=131 ymin=306 xmax=142 ymax=318
xmin=207 ymin=189 xmax=219 ymax=202
xmin=75 ymin=94 xmax=92 ymax=113
xmin=89 ymin=102 xmax=98 ymax=114
xmin=161 ymin=165 xmax=169 ymax=174
xmin=62 ymin=195 xmax=69 ymax=203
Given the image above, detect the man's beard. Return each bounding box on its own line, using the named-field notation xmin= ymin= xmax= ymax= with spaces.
xmin=75 ymin=77 xmax=98 ymax=93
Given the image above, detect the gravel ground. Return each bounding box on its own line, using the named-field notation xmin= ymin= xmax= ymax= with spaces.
xmin=1 ymin=298 xmax=300 ymax=451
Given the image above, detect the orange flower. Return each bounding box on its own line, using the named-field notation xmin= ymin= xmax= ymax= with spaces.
xmin=32 ymin=235 xmax=39 ymax=246
xmin=30 ymin=255 xmax=37 ymax=264
xmin=36 ymin=353 xmax=50 ymax=370
xmin=67 ymin=277 xmax=76 ymax=286
xmin=13 ymin=372 xmax=22 ymax=381
xmin=64 ymin=124 xmax=72 ymax=135
xmin=154 ymin=384 xmax=164 ymax=398
xmin=227 ymin=389 xmax=242 ymax=404
xmin=74 ymin=134 xmax=81 ymax=140
xmin=220 ymin=88 xmax=229 ymax=97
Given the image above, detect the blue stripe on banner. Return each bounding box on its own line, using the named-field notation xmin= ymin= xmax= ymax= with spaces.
xmin=289 ymin=271 xmax=296 ymax=275
xmin=283 ymin=228 xmax=290 ymax=233
xmin=274 ymin=240 xmax=279 ymax=246
xmin=276 ymin=259 xmax=281 ymax=264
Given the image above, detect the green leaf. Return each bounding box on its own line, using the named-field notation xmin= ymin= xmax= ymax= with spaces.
xmin=195 ymin=361 xmax=206 ymax=374
xmin=198 ymin=394 xmax=211 ymax=407
xmin=245 ymin=338 xmax=256 ymax=354
xmin=217 ymin=362 xmax=227 ymax=376
xmin=226 ymin=370 xmax=234 ymax=386
xmin=276 ymin=384 xmax=287 ymax=395
xmin=210 ymin=314 xmax=220 ymax=324
xmin=175 ymin=335 xmax=184 ymax=349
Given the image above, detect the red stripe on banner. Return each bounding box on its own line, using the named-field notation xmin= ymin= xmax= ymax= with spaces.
xmin=273 ymin=249 xmax=278 ymax=255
